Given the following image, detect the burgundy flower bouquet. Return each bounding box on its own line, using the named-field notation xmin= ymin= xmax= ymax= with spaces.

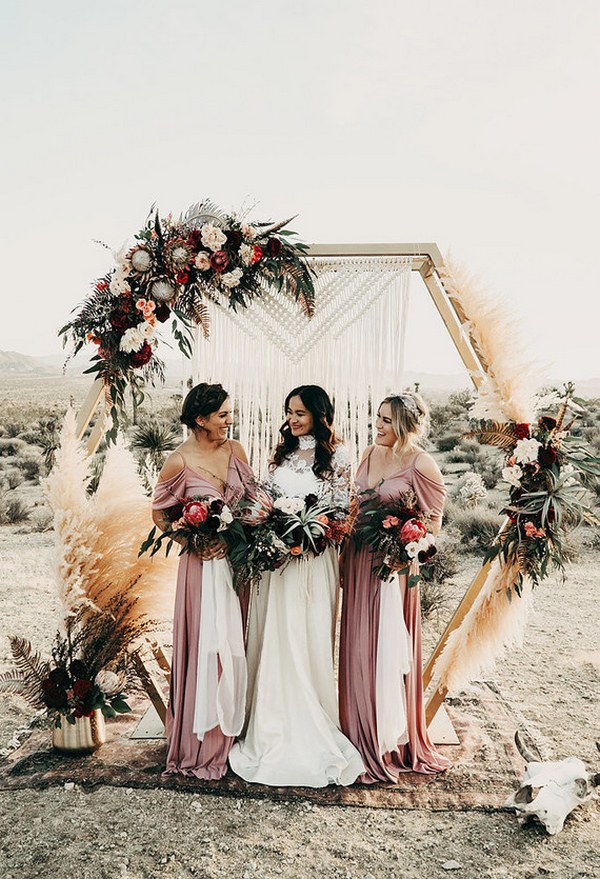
xmin=140 ymin=494 xmax=244 ymax=558
xmin=353 ymin=488 xmax=436 ymax=585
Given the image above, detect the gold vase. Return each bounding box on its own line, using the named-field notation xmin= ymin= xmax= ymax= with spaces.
xmin=52 ymin=710 xmax=106 ymax=753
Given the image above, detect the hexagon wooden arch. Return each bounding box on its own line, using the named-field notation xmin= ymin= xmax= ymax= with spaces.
xmin=74 ymin=242 xmax=495 ymax=730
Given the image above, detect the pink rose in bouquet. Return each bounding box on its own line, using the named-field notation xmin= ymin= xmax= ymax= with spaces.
xmin=399 ymin=518 xmax=427 ymax=543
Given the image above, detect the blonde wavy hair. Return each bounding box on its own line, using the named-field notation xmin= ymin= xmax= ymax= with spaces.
xmin=379 ymin=391 xmax=429 ymax=455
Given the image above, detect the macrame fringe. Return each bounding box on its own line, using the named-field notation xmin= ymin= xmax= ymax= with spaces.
xmin=192 ymin=256 xmax=412 ymax=473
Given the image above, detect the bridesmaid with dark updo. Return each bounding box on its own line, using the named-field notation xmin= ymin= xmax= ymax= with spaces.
xmin=152 ymin=383 xmax=255 ymax=779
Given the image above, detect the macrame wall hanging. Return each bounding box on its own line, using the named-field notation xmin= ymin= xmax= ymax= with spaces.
xmin=192 ymin=255 xmax=412 ymax=474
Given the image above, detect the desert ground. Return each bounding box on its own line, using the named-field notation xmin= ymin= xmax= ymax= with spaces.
xmin=0 ymin=375 xmax=598 ymax=879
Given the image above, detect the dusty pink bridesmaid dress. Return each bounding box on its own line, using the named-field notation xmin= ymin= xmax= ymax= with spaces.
xmin=152 ymin=452 xmax=253 ymax=779
xmin=339 ymin=449 xmax=451 ymax=782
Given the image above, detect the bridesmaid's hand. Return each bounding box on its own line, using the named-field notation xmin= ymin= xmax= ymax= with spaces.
xmin=198 ymin=540 xmax=227 ymax=561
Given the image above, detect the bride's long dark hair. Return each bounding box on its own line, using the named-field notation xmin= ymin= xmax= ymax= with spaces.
xmin=271 ymin=385 xmax=338 ymax=478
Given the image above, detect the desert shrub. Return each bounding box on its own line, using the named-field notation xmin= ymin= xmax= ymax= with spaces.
xmin=19 ymin=415 xmax=62 ymax=468
xmin=452 ymin=508 xmax=502 ymax=553
xmin=442 ymin=498 xmax=462 ymax=526
xmin=453 ymin=471 xmax=487 ymax=507
xmin=0 ymin=437 xmax=26 ymax=457
xmin=445 ymin=439 xmax=483 ymax=466
xmin=0 ymin=495 xmax=32 ymax=524
xmin=3 ymin=419 xmax=27 ymax=438
xmin=421 ymin=539 xmax=459 ymax=585
xmin=5 ymin=468 xmax=24 ymax=490
xmin=30 ymin=508 xmax=54 ymax=532
xmin=436 ymin=432 xmax=463 ymax=452
xmin=14 ymin=452 xmax=42 ymax=481
xmin=472 ymin=454 xmax=502 ymax=490
xmin=130 ymin=418 xmax=181 ymax=469
xmin=420 ymin=579 xmax=451 ymax=620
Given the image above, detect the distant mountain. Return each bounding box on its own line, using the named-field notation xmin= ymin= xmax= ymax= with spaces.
xmin=2 ymin=350 xmax=599 ymax=399
xmin=0 ymin=350 xmax=56 ymax=375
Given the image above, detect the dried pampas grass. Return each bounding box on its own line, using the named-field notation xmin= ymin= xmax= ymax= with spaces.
xmin=440 ymin=257 xmax=540 ymax=423
xmin=432 ymin=558 xmax=534 ymax=695
xmin=92 ymin=439 xmax=177 ymax=623
xmin=45 ymin=411 xmax=177 ymax=629
xmin=44 ymin=409 xmax=100 ymax=616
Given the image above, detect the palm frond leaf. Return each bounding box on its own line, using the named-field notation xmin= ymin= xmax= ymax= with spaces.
xmin=465 ymin=421 xmax=518 ymax=452
xmin=182 ymin=200 xmax=228 ymax=229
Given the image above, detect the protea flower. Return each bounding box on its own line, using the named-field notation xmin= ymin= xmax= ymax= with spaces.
xmin=129 ymin=246 xmax=154 ymax=276
xmin=149 ymin=276 xmax=176 ymax=303
xmin=239 ymin=486 xmax=275 ymax=525
xmin=164 ymin=238 xmax=193 ymax=271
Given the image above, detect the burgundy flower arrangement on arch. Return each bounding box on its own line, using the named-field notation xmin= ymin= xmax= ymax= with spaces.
xmin=467 ymin=385 xmax=600 ymax=595
xmin=60 ymin=200 xmax=316 ymax=438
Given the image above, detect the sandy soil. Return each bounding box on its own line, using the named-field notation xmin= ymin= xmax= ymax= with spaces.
xmin=0 ymin=529 xmax=598 ymax=879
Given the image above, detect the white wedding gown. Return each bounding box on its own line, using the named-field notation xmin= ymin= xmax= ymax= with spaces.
xmin=229 ymin=435 xmax=365 ymax=787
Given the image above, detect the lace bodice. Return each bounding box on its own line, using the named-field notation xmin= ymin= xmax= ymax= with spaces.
xmin=266 ymin=435 xmax=351 ymax=509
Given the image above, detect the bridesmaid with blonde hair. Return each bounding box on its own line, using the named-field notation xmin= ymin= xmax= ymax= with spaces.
xmin=339 ymin=391 xmax=451 ymax=780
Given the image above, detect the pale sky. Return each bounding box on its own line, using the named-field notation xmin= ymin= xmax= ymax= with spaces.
xmin=2 ymin=0 xmax=599 ymax=381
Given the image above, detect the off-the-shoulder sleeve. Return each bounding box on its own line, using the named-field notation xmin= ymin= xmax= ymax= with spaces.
xmin=411 ymin=468 xmax=446 ymax=531
xmin=331 ymin=443 xmax=351 ymax=510
xmin=152 ymin=468 xmax=187 ymax=510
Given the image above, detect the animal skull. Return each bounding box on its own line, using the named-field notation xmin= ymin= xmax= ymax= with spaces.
xmin=505 ymin=733 xmax=599 ymax=835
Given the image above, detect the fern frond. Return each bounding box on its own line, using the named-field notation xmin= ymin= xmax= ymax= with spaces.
xmin=0 ymin=671 xmax=46 ymax=709
xmin=9 ymin=637 xmax=50 ymax=685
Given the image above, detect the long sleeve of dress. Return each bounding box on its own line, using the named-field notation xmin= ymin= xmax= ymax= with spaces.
xmin=330 ymin=443 xmax=352 ymax=511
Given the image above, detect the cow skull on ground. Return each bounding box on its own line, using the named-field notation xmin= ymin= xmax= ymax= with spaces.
xmin=504 ymin=733 xmax=600 ymax=835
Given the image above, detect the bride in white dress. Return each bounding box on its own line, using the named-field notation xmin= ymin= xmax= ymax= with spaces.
xmin=229 ymin=385 xmax=364 ymax=787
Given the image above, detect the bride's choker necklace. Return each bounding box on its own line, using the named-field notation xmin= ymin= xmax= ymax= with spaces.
xmin=298 ymin=434 xmax=317 ymax=449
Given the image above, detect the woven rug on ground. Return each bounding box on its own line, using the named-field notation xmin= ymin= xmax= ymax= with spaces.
xmin=1 ymin=682 xmax=527 ymax=810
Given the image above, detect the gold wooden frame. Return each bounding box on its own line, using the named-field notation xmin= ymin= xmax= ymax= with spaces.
xmin=74 ymin=242 xmax=495 ymax=727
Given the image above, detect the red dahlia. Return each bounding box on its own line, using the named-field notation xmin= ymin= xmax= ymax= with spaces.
xmin=130 ymin=342 xmax=153 ymax=368
xmin=514 ymin=423 xmax=531 ymax=439
xmin=210 ymin=250 xmax=229 ymax=272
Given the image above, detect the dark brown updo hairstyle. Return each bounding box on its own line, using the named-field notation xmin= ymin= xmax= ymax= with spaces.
xmin=180 ymin=383 xmax=228 ymax=431
xmin=271 ymin=385 xmax=337 ymax=478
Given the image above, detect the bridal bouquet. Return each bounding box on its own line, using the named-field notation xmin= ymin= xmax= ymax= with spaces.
xmin=140 ymin=494 xmax=243 ymax=558
xmin=354 ymin=488 xmax=437 ymax=585
xmin=227 ymin=486 xmax=351 ymax=590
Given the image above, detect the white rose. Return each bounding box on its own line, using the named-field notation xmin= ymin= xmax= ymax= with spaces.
xmin=416 ymin=534 xmax=434 ymax=553
xmin=514 ymin=438 xmax=542 ymax=465
xmin=220 ymin=506 xmax=233 ymax=524
xmin=405 ymin=541 xmax=419 ymax=559
xmin=194 ymin=251 xmax=211 ymax=271
xmin=241 ymin=224 xmax=257 ymax=240
xmin=200 ymin=223 xmax=227 ymax=252
xmin=274 ymin=496 xmax=305 ymax=515
xmin=502 ymin=464 xmax=523 ymax=487
xmin=221 ymin=268 xmax=244 ymax=289
xmin=113 ymin=241 xmax=132 ymax=274
xmin=109 ymin=270 xmax=131 ymax=296
xmin=239 ymin=243 xmax=254 ymax=266
xmin=139 ymin=321 xmax=156 ymax=341
xmin=119 ymin=326 xmax=145 ymax=353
